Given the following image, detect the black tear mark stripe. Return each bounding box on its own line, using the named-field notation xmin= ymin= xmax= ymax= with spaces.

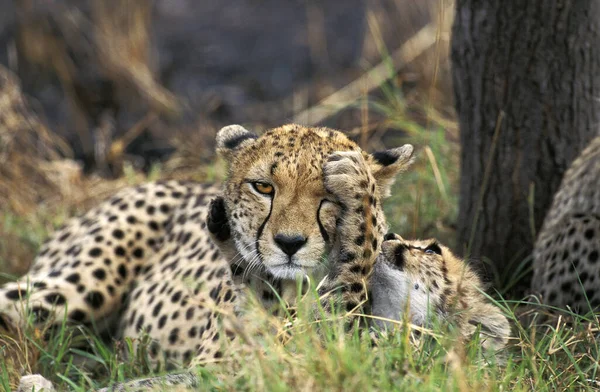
xmin=255 ymin=193 xmax=274 ymax=264
xmin=316 ymin=200 xmax=330 ymax=243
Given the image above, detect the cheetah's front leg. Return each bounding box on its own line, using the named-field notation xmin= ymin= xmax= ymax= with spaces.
xmin=318 ymin=151 xmax=388 ymax=324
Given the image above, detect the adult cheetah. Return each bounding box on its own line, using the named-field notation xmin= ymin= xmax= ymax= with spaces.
xmin=533 ymin=135 xmax=600 ymax=313
xmin=8 ymin=125 xmax=510 ymax=391
xmin=17 ymin=148 xmax=510 ymax=392
xmin=1 ymin=124 xmax=414 ymax=368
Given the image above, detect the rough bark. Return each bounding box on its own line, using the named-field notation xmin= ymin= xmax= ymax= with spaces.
xmin=451 ymin=0 xmax=600 ymax=293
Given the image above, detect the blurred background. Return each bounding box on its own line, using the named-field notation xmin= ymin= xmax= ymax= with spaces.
xmin=1 ymin=0 xmax=456 ymax=278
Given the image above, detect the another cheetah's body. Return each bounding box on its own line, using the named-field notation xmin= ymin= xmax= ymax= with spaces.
xmin=533 ymin=135 xmax=600 ymax=313
xmin=1 ymin=181 xmax=237 ymax=364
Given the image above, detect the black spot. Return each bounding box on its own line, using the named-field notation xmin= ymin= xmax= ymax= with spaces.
xmin=349 ymin=265 xmax=362 ymax=274
xmin=114 ymin=246 xmax=126 ymax=257
xmin=77 ymin=285 xmax=86 ymax=293
xmin=118 ymin=264 xmax=128 ymax=279
xmin=589 ymin=250 xmax=599 ymax=263
xmin=69 ymin=309 xmax=86 ymax=322
xmin=147 ymin=206 xmax=156 ymax=215
xmin=350 ymin=283 xmax=363 ymax=293
xmin=152 ymin=301 xmax=163 ymax=317
xmin=112 ymin=229 xmax=125 ymax=239
xmin=354 ymin=235 xmax=365 ymax=246
xmin=160 ymin=204 xmax=170 ymax=214
xmin=93 ymin=268 xmax=107 ymax=280
xmin=186 ymin=307 xmax=195 ymax=320
xmin=48 ymin=270 xmax=61 ymax=278
xmin=135 ymin=200 xmax=145 ymax=208
xmin=158 ymin=315 xmax=167 ymax=329
xmin=85 ymin=291 xmax=105 ymax=309
xmin=58 ymin=232 xmax=71 ymax=242
xmin=33 ymin=282 xmax=47 ymax=289
xmin=149 ymin=221 xmax=160 ymax=231
xmin=188 ymin=327 xmax=197 ymax=338
xmin=339 ymin=251 xmax=356 ymax=263
xmin=45 ymin=293 xmax=66 ymax=305
xmin=5 ymin=289 xmax=24 ymax=300
xmin=585 ymin=289 xmax=596 ymax=301
xmin=132 ymin=248 xmax=144 ymax=259
xmin=168 ymin=328 xmax=180 ymax=345
xmin=585 ymin=229 xmax=595 ymax=239
xmin=155 ymin=191 xmax=166 ymax=197
xmin=127 ymin=216 xmax=137 ymax=224
xmin=136 ymin=314 xmax=145 ymax=331
xmin=171 ymin=291 xmax=182 ymax=303
xmin=345 ymin=302 xmax=358 ymax=312
xmin=209 ymin=287 xmax=219 ymax=300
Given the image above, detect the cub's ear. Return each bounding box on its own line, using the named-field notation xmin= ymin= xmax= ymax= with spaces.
xmin=368 ymin=144 xmax=415 ymax=198
xmin=216 ymin=125 xmax=258 ymax=159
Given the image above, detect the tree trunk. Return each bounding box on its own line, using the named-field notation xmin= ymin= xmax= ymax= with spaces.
xmin=451 ymin=0 xmax=600 ymax=294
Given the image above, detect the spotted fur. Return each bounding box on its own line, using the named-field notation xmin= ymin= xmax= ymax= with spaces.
xmin=371 ymin=235 xmax=511 ymax=350
xmin=1 ymin=124 xmax=413 ymax=370
xmin=533 ymin=135 xmax=600 ymax=313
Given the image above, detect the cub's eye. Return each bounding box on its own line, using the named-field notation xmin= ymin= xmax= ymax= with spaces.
xmin=424 ymin=243 xmax=442 ymax=255
xmin=252 ymin=182 xmax=274 ymax=195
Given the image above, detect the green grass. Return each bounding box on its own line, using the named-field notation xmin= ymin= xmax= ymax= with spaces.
xmin=2 ymin=289 xmax=600 ymax=391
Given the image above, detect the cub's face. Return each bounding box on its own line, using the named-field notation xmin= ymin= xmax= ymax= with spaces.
xmin=371 ymin=235 xmax=461 ymax=326
xmin=370 ymin=234 xmax=510 ymax=350
xmin=215 ymin=124 xmax=411 ymax=281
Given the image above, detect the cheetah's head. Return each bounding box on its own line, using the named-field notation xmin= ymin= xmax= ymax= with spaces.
xmin=211 ymin=124 xmax=413 ymax=281
xmin=370 ymin=234 xmax=510 ymax=350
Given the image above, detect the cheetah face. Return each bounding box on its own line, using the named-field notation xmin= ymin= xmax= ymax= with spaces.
xmin=214 ymin=124 xmax=411 ymax=281
xmin=370 ymin=234 xmax=510 ymax=350
xmin=370 ymin=234 xmax=450 ymax=328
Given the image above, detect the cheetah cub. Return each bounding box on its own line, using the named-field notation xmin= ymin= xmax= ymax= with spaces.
xmin=370 ymin=234 xmax=511 ymax=350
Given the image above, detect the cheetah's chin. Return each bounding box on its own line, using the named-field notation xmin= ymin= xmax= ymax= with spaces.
xmin=267 ymin=264 xmax=311 ymax=281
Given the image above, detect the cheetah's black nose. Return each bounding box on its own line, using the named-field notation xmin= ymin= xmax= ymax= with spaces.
xmin=274 ymin=234 xmax=307 ymax=257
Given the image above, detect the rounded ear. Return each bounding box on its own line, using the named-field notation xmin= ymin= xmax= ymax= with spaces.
xmin=216 ymin=125 xmax=258 ymax=159
xmin=368 ymin=144 xmax=415 ymax=198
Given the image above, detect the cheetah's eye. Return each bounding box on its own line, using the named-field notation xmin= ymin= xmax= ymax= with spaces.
xmin=252 ymin=182 xmax=274 ymax=196
xmin=424 ymin=243 xmax=442 ymax=255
